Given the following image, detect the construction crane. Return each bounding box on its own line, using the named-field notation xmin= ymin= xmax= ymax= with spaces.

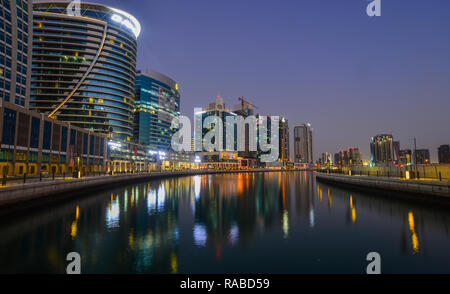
xmin=238 ymin=97 xmax=258 ymax=116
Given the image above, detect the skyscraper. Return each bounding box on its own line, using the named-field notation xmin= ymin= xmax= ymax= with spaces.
xmin=134 ymin=69 xmax=180 ymax=150
xmin=399 ymin=149 xmax=412 ymax=165
xmin=0 ymin=0 xmax=32 ymax=108
xmin=194 ymin=95 xmax=237 ymax=152
xmin=370 ymin=134 xmax=394 ymax=165
xmin=321 ymin=152 xmax=332 ymax=166
xmin=348 ymin=147 xmax=362 ymax=166
xmin=414 ymin=149 xmax=430 ymax=165
xmin=438 ymin=145 xmax=450 ymax=164
xmin=294 ymin=123 xmax=313 ymax=164
xmin=30 ymin=1 xmax=140 ymax=141
xmin=279 ymin=117 xmax=289 ymax=162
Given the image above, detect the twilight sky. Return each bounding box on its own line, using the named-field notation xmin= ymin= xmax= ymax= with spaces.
xmin=96 ymin=0 xmax=450 ymax=162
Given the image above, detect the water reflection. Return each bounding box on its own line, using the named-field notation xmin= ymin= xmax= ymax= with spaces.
xmin=0 ymin=172 xmax=449 ymax=274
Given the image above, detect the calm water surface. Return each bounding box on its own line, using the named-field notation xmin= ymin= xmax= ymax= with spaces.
xmin=0 ymin=172 xmax=449 ymax=274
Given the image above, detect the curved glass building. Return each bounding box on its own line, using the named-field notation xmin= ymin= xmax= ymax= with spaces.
xmin=134 ymin=69 xmax=180 ymax=151
xmin=30 ymin=1 xmax=140 ymax=141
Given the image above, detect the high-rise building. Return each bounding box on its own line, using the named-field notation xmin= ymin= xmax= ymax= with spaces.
xmin=334 ymin=153 xmax=341 ymax=167
xmin=393 ymin=141 xmax=401 ymax=163
xmin=0 ymin=0 xmax=32 ymax=108
xmin=294 ymin=123 xmax=313 ymax=164
xmin=233 ymin=98 xmax=257 ymax=162
xmin=30 ymin=1 xmax=140 ymax=141
xmin=321 ymin=152 xmax=332 ymax=166
xmin=194 ymin=95 xmax=237 ymax=152
xmin=414 ymin=149 xmax=430 ymax=165
xmin=399 ymin=149 xmax=412 ymax=165
xmin=348 ymin=147 xmax=362 ymax=166
xmin=370 ymin=134 xmax=394 ymax=165
xmin=279 ymin=117 xmax=289 ymax=162
xmin=438 ymin=145 xmax=450 ymax=164
xmin=133 ymin=69 xmax=180 ymax=151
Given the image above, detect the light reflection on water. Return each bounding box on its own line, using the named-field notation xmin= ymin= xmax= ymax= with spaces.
xmin=0 ymin=172 xmax=449 ymax=274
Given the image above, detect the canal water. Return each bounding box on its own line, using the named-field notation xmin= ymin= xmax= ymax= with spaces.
xmin=0 ymin=172 xmax=449 ymax=274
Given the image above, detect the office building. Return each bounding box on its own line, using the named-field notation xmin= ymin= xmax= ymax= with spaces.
xmin=414 ymin=149 xmax=430 ymax=165
xmin=399 ymin=149 xmax=412 ymax=165
xmin=194 ymin=95 xmax=237 ymax=152
xmin=348 ymin=147 xmax=362 ymax=166
xmin=334 ymin=153 xmax=341 ymax=167
xmin=370 ymin=134 xmax=394 ymax=165
xmin=134 ymin=69 xmax=180 ymax=151
xmin=0 ymin=0 xmax=32 ymax=107
xmin=30 ymin=1 xmax=140 ymax=141
xmin=393 ymin=141 xmax=400 ymax=163
xmin=279 ymin=117 xmax=289 ymax=162
xmin=321 ymin=152 xmax=332 ymax=166
xmin=438 ymin=145 xmax=450 ymax=164
xmin=294 ymin=123 xmax=313 ymax=164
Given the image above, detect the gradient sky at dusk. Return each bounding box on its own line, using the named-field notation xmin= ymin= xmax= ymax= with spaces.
xmin=96 ymin=0 xmax=450 ymax=162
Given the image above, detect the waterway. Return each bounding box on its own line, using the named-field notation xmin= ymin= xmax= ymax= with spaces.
xmin=0 ymin=172 xmax=449 ymax=274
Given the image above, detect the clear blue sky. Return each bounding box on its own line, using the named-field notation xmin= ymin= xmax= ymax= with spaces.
xmin=96 ymin=0 xmax=450 ymax=162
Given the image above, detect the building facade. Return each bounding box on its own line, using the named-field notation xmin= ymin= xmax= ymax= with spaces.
xmin=321 ymin=152 xmax=332 ymax=166
xmin=294 ymin=123 xmax=313 ymax=164
xmin=134 ymin=69 xmax=180 ymax=150
xmin=194 ymin=95 xmax=237 ymax=152
xmin=30 ymin=1 xmax=140 ymax=141
xmin=348 ymin=147 xmax=362 ymax=166
xmin=414 ymin=149 xmax=430 ymax=165
xmin=279 ymin=117 xmax=289 ymax=162
xmin=370 ymin=134 xmax=394 ymax=165
xmin=0 ymin=0 xmax=32 ymax=108
xmin=0 ymin=99 xmax=107 ymax=177
xmin=399 ymin=149 xmax=412 ymax=165
xmin=438 ymin=145 xmax=450 ymax=164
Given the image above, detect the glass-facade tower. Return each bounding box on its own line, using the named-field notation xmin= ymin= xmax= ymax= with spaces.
xmin=134 ymin=69 xmax=180 ymax=150
xmin=30 ymin=1 xmax=140 ymax=141
xmin=0 ymin=0 xmax=32 ymax=107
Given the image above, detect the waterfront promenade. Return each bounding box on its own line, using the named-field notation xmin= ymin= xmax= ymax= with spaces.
xmin=315 ymin=172 xmax=450 ymax=199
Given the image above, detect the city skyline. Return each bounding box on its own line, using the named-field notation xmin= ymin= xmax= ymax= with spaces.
xmin=0 ymin=0 xmax=449 ymax=279
xmin=93 ymin=0 xmax=450 ymax=162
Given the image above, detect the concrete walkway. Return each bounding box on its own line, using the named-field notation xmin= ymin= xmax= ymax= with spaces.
xmin=315 ymin=172 xmax=450 ymax=198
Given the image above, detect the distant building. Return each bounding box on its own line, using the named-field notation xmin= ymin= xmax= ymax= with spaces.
xmin=194 ymin=95 xmax=237 ymax=152
xmin=294 ymin=123 xmax=313 ymax=164
xmin=414 ymin=149 xmax=430 ymax=165
xmin=279 ymin=117 xmax=289 ymax=162
xmin=399 ymin=149 xmax=412 ymax=165
xmin=233 ymin=97 xmax=258 ymax=164
xmin=0 ymin=0 xmax=32 ymax=108
xmin=321 ymin=152 xmax=332 ymax=166
xmin=393 ymin=141 xmax=401 ymax=163
xmin=348 ymin=147 xmax=363 ymax=166
xmin=339 ymin=150 xmax=349 ymax=166
xmin=370 ymin=134 xmax=394 ymax=165
xmin=134 ymin=69 xmax=180 ymax=151
xmin=334 ymin=153 xmax=341 ymax=167
xmin=438 ymin=145 xmax=450 ymax=164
